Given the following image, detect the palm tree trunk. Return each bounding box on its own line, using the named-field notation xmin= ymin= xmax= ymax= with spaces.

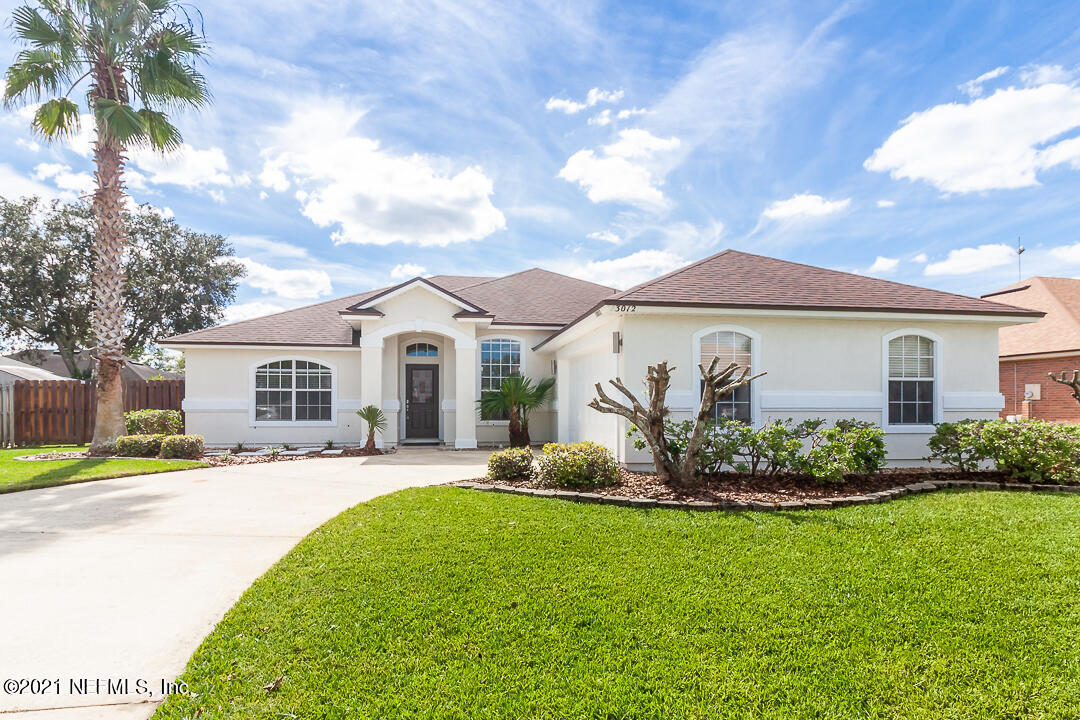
xmin=364 ymin=430 xmax=376 ymax=453
xmin=508 ymin=406 xmax=526 ymax=447
xmin=87 ymin=121 xmax=129 ymax=454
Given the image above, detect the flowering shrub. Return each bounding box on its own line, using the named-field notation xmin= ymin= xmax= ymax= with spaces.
xmin=124 ymin=409 xmax=183 ymax=435
xmin=159 ymin=434 xmax=204 ymax=459
xmin=487 ymin=447 xmax=535 ymax=481
xmin=928 ymin=419 xmax=1080 ymax=483
xmin=536 ymin=442 xmax=619 ymax=489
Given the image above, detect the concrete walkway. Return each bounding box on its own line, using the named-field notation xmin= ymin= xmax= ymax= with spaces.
xmin=0 ymin=449 xmax=489 ymax=719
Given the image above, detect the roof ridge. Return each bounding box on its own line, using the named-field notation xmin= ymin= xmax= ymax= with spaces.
xmin=209 ymin=289 xmax=381 ymax=332
xmin=458 ymin=267 xmax=617 ymax=294
xmin=615 ymin=249 xmax=732 ymax=299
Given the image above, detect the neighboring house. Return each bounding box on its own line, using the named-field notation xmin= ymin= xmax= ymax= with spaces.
xmin=162 ymin=250 xmax=1040 ymax=465
xmin=5 ymin=348 xmax=183 ymax=383
xmin=982 ymin=277 xmax=1080 ymax=422
xmin=0 ymin=355 xmax=69 ymax=384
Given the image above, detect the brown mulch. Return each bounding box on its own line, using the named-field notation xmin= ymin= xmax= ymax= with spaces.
xmin=15 ymin=447 xmax=385 ymax=464
xmin=471 ymin=468 xmax=1027 ymax=503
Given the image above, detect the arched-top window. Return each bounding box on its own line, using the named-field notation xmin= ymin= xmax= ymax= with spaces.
xmin=480 ymin=338 xmax=521 ymax=420
xmin=405 ymin=342 xmax=439 ymax=357
xmin=254 ymin=359 xmax=332 ymax=422
xmin=700 ymin=330 xmax=752 ymax=422
xmin=887 ymin=334 xmax=934 ymax=425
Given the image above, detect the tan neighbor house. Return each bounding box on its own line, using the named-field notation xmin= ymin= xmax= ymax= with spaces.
xmin=982 ymin=277 xmax=1080 ymax=422
xmin=162 ymin=250 xmax=1041 ymax=466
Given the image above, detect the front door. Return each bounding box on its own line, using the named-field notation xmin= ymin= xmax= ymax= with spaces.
xmin=405 ymin=364 xmax=438 ymax=439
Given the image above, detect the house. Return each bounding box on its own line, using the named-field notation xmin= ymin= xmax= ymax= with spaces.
xmin=982 ymin=277 xmax=1080 ymax=422
xmin=5 ymin=348 xmax=184 ymax=383
xmin=161 ymin=250 xmax=1041 ymax=466
xmin=0 ymin=355 xmax=68 ymax=384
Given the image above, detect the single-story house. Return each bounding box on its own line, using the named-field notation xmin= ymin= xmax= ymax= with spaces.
xmin=0 ymin=355 xmax=68 ymax=384
xmin=5 ymin=348 xmax=184 ymax=382
xmin=162 ymin=250 xmax=1041 ymax=466
xmin=982 ymin=277 xmax=1080 ymax=422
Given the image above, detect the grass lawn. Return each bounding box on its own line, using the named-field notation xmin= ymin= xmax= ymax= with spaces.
xmin=0 ymin=445 xmax=207 ymax=494
xmin=155 ymin=487 xmax=1080 ymax=720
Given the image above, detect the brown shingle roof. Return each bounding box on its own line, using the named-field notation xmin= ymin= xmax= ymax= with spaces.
xmin=454 ymin=268 xmax=617 ymax=325
xmin=984 ymin=277 xmax=1080 ymax=357
xmin=611 ymin=250 xmax=1043 ymax=316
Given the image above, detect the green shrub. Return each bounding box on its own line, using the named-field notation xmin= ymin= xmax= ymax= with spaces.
xmin=536 ymin=441 xmax=619 ymax=489
xmin=115 ymin=434 xmax=165 ymax=457
xmin=487 ymin=447 xmax=535 ymax=481
xmin=806 ymin=419 xmax=887 ymax=482
xmin=124 ymin=409 xmax=183 ymax=435
xmin=160 ymin=434 xmax=204 ymax=459
xmin=929 ymin=419 xmax=1080 ymax=483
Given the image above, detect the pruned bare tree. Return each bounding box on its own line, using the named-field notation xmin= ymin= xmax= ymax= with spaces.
xmin=1048 ymin=370 xmax=1080 ymax=407
xmin=588 ymin=357 xmax=765 ymax=485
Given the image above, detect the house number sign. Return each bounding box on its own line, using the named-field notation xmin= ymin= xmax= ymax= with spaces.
xmin=615 ymin=304 xmax=637 ymax=312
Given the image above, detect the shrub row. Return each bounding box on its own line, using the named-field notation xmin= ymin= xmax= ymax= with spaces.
xmin=124 ymin=409 xmax=183 ymax=435
xmin=115 ymin=433 xmax=204 ymax=460
xmin=486 ymin=442 xmax=620 ymax=489
xmin=928 ymin=419 xmax=1080 ymax=483
xmin=636 ymin=418 xmax=887 ymax=483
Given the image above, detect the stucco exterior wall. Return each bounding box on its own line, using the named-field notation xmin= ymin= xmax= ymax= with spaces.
xmin=476 ymin=328 xmax=558 ymax=446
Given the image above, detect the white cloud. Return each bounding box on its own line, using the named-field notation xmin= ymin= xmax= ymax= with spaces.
xmin=230 ymin=235 xmax=310 ymax=259
xmin=390 ymin=263 xmax=428 ymax=280
xmin=559 ymin=129 xmax=680 ymax=210
xmin=876 ymin=199 xmax=896 ymax=208
xmin=15 ymin=138 xmax=39 ymax=152
xmin=0 ymin=163 xmax=68 ymax=201
xmin=32 ymin=163 xmax=94 ymax=195
xmin=258 ymin=190 xmax=268 ymax=200
xmin=958 ymin=66 xmax=1009 ymax=98
xmin=259 ymin=100 xmax=506 ymax=246
xmin=208 ymin=189 xmax=226 ymax=204
xmin=924 ymin=244 xmax=1015 ymax=276
xmin=586 ymin=230 xmax=621 ymax=244
xmin=1020 ymin=64 xmax=1074 ymax=87
xmin=222 ymin=301 xmax=287 ymax=325
xmin=129 ymin=145 xmax=235 ymax=189
xmin=762 ymin=193 xmax=851 ymax=220
xmin=865 ymin=83 xmax=1080 ymax=194
xmin=238 ymin=257 xmax=333 ymax=299
xmin=554 ymin=249 xmax=686 ymax=289
xmin=867 ymin=256 xmax=899 ymax=274
xmin=913 ymin=253 xmax=928 ymax=263
xmin=545 ymin=87 xmax=623 ymax=114
xmin=588 ymin=109 xmax=612 ymax=126
xmin=1050 ymin=243 xmax=1080 ymax=264
xmin=617 ymin=108 xmax=649 ymax=119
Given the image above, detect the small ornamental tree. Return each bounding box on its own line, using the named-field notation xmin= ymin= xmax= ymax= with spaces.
xmin=1048 ymin=370 xmax=1080 ymax=408
xmin=588 ymin=357 xmax=764 ymax=485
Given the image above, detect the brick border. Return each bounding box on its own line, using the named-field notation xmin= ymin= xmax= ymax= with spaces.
xmin=453 ymin=479 xmax=1080 ymax=511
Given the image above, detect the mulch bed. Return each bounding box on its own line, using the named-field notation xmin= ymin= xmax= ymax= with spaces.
xmin=471 ymin=468 xmax=1040 ymax=504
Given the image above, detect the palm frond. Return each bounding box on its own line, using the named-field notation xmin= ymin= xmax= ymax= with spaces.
xmin=31 ymin=97 xmax=81 ymax=139
xmin=135 ymin=49 xmax=209 ymax=108
xmin=356 ymin=405 xmax=388 ymax=431
xmin=3 ymin=49 xmax=74 ymax=105
xmin=137 ymin=108 xmax=181 ymax=151
xmin=149 ymin=24 xmax=206 ymax=55
xmin=94 ymin=97 xmax=147 ymax=145
xmin=11 ymin=5 xmax=63 ymax=47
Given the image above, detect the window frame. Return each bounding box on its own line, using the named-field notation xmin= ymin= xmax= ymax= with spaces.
xmin=691 ymin=325 xmax=761 ymax=426
xmin=476 ymin=335 xmax=525 ymax=426
xmin=405 ymin=342 xmax=439 ymax=357
xmin=881 ymin=329 xmax=942 ymax=433
xmin=249 ymin=356 xmax=337 ymax=427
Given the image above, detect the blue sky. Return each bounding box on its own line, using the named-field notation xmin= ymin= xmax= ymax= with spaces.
xmin=3 ymin=0 xmax=1080 ymax=323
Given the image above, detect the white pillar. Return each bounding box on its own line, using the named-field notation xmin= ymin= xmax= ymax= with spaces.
xmin=454 ymin=340 xmax=477 ymax=449
xmin=556 ymin=352 xmax=569 ymax=443
xmin=360 ymin=341 xmax=384 ymax=448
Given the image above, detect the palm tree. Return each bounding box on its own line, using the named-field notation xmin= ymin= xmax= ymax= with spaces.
xmin=3 ymin=0 xmax=210 ymax=454
xmin=356 ymin=405 xmax=388 ymax=453
xmin=479 ymin=375 xmax=556 ymax=448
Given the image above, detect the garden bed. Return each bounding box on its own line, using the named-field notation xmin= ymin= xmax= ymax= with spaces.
xmin=467 ymin=467 xmax=1075 ymax=505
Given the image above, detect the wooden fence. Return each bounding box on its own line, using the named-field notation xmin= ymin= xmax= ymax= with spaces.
xmin=0 ymin=379 xmax=184 ymax=446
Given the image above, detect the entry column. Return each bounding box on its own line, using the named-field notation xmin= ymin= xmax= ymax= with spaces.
xmin=454 ymin=339 xmax=477 ymax=449
xmin=360 ymin=341 xmax=384 ymax=448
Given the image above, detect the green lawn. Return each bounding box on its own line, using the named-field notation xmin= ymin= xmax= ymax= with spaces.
xmin=155 ymin=488 xmax=1080 ymax=720
xmin=0 ymin=445 xmax=207 ymax=494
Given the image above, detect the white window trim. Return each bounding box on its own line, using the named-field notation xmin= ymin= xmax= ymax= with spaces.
xmin=249 ymin=355 xmax=338 ymax=428
xmin=476 ymin=334 xmax=526 ymax=426
xmin=690 ymin=324 xmax=762 ymax=426
xmin=881 ymin=328 xmax=942 ymax=433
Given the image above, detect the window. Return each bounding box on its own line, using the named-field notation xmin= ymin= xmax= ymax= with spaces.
xmin=699 ymin=330 xmax=752 ymax=422
xmin=480 ymin=338 xmax=521 ymax=420
xmin=405 ymin=342 xmax=438 ymax=357
xmin=254 ymin=360 xmax=333 ymax=422
xmin=887 ymin=335 xmax=934 ymax=425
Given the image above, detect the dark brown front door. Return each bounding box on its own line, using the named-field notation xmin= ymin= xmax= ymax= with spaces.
xmin=405 ymin=365 xmax=438 ymax=439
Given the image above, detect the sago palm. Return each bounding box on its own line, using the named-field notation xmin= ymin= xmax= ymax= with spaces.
xmin=479 ymin=375 xmax=556 ymax=448
xmin=3 ymin=0 xmax=210 ymax=453
xmin=356 ymin=405 xmax=388 ymax=453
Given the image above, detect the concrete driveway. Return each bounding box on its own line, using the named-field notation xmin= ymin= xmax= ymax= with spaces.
xmin=0 ymin=449 xmax=489 ymax=719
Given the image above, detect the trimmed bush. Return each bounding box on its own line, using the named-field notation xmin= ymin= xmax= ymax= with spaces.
xmin=487 ymin=447 xmax=535 ymax=481
xmin=536 ymin=441 xmax=619 ymax=489
xmin=124 ymin=409 xmax=183 ymax=435
xmin=115 ymin=434 xmax=166 ymax=457
xmin=929 ymin=419 xmax=1080 ymax=483
xmin=806 ymin=419 xmax=887 ymax=482
xmin=160 ymin=434 xmax=205 ymax=459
